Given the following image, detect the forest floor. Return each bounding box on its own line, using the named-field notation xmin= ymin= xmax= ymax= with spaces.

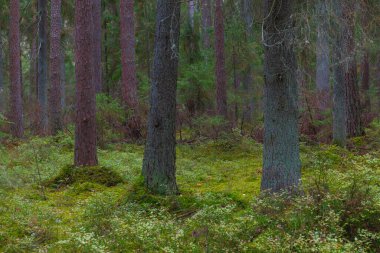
xmin=1 ymin=122 xmax=380 ymax=252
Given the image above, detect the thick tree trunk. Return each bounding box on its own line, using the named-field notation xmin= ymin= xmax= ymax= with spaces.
xmin=316 ymin=0 xmax=330 ymax=109
xmin=215 ymin=0 xmax=227 ymax=117
xmin=48 ymin=0 xmax=63 ymax=135
xmin=9 ymin=0 xmax=24 ymax=138
xmin=74 ymin=0 xmax=98 ymax=166
xmin=37 ymin=0 xmax=48 ymax=133
xmin=343 ymin=1 xmax=363 ymax=138
xmin=261 ymin=0 xmax=301 ymax=193
xmin=201 ymin=0 xmax=212 ymax=48
xmin=142 ymin=0 xmax=181 ymax=195
xmin=332 ymin=0 xmax=347 ymax=147
xmin=92 ymin=0 xmax=102 ymax=93
xmin=120 ymin=0 xmax=138 ymax=109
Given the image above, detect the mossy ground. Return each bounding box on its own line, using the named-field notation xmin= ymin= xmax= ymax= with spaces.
xmin=0 ymin=123 xmax=380 ymax=252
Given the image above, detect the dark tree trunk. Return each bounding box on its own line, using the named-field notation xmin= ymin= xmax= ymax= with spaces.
xmin=74 ymin=0 xmax=98 ymax=167
xmin=9 ymin=0 xmax=24 ymax=138
xmin=332 ymin=0 xmax=347 ymax=147
xmin=316 ymin=0 xmax=330 ymax=109
xmin=215 ymin=0 xmax=227 ymax=117
xmin=343 ymin=1 xmax=363 ymax=138
xmin=0 ymin=38 xmax=4 ymax=112
xmin=261 ymin=0 xmax=301 ymax=193
xmin=61 ymin=46 xmax=66 ymax=109
xmin=378 ymin=55 xmax=380 ymax=112
xmin=142 ymin=0 xmax=181 ymax=195
xmin=361 ymin=1 xmax=370 ymax=112
xmin=37 ymin=0 xmax=48 ymax=133
xmin=120 ymin=0 xmax=138 ymax=109
xmin=188 ymin=0 xmax=195 ymax=29
xmin=92 ymin=0 xmax=102 ymax=93
xmin=48 ymin=0 xmax=63 ymax=135
xmin=361 ymin=52 xmax=370 ymax=112
xmin=201 ymin=0 xmax=212 ymax=48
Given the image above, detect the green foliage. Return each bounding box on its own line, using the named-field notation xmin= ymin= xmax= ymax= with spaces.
xmin=45 ymin=165 xmax=124 ymax=189
xmin=96 ymin=94 xmax=126 ymax=146
xmin=0 ymin=130 xmax=380 ymax=252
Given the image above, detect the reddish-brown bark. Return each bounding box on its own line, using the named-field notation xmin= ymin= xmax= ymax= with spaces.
xmin=74 ymin=0 xmax=98 ymax=166
xmin=48 ymin=0 xmax=63 ymax=135
xmin=92 ymin=0 xmax=102 ymax=93
xmin=120 ymin=0 xmax=138 ymax=109
xmin=215 ymin=0 xmax=227 ymax=117
xmin=9 ymin=0 xmax=23 ymax=138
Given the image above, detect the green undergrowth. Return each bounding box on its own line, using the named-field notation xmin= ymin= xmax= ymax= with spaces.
xmin=0 ymin=126 xmax=380 ymax=252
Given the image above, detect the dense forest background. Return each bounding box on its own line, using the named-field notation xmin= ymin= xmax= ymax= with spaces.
xmin=0 ymin=0 xmax=380 ymax=252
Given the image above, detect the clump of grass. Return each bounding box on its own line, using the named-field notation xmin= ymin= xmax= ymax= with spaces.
xmin=45 ymin=165 xmax=124 ymax=189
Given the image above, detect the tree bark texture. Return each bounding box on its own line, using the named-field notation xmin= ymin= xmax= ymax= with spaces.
xmin=142 ymin=0 xmax=181 ymax=195
xmin=37 ymin=0 xmax=48 ymax=133
xmin=120 ymin=0 xmax=138 ymax=109
xmin=48 ymin=0 xmax=63 ymax=135
xmin=201 ymin=0 xmax=212 ymax=48
xmin=261 ymin=0 xmax=301 ymax=193
xmin=342 ymin=1 xmax=363 ymax=138
xmin=74 ymin=0 xmax=98 ymax=166
xmin=215 ymin=0 xmax=227 ymax=117
xmin=0 ymin=38 xmax=4 ymax=112
xmin=332 ymin=0 xmax=347 ymax=147
xmin=316 ymin=0 xmax=330 ymax=109
xmin=92 ymin=0 xmax=102 ymax=93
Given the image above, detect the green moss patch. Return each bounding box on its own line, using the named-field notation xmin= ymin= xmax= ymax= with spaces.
xmin=45 ymin=165 xmax=124 ymax=189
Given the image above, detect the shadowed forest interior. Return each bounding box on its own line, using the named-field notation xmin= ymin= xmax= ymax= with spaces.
xmin=0 ymin=0 xmax=380 ymax=252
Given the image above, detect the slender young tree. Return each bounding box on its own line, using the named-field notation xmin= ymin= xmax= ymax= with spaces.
xmin=74 ymin=0 xmax=98 ymax=166
xmin=48 ymin=0 xmax=63 ymax=135
xmin=9 ymin=0 xmax=23 ymax=138
xmin=316 ymin=0 xmax=330 ymax=109
xmin=261 ymin=0 xmax=301 ymax=193
xmin=120 ymin=0 xmax=138 ymax=109
xmin=361 ymin=0 xmax=370 ymax=112
xmin=142 ymin=0 xmax=181 ymax=195
xmin=37 ymin=0 xmax=48 ymax=133
xmin=215 ymin=0 xmax=227 ymax=117
xmin=92 ymin=0 xmax=102 ymax=93
xmin=188 ymin=0 xmax=195 ymax=29
xmin=201 ymin=0 xmax=212 ymax=48
xmin=332 ymin=0 xmax=347 ymax=147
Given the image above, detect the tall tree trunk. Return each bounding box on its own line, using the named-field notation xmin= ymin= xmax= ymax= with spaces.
xmin=215 ymin=0 xmax=227 ymax=117
xmin=343 ymin=1 xmax=363 ymax=137
xmin=201 ymin=0 xmax=212 ymax=48
xmin=361 ymin=0 xmax=370 ymax=112
xmin=9 ymin=0 xmax=24 ymax=138
xmin=120 ymin=0 xmax=138 ymax=109
xmin=48 ymin=0 xmax=63 ymax=135
xmin=92 ymin=0 xmax=102 ymax=93
xmin=74 ymin=0 xmax=98 ymax=166
xmin=316 ymin=0 xmax=330 ymax=109
xmin=0 ymin=37 xmax=4 ymax=112
xmin=188 ymin=0 xmax=195 ymax=29
xmin=37 ymin=0 xmax=48 ymax=133
xmin=142 ymin=0 xmax=181 ymax=195
xmin=61 ymin=45 xmax=66 ymax=109
xmin=261 ymin=0 xmax=301 ymax=193
xmin=332 ymin=0 xmax=347 ymax=147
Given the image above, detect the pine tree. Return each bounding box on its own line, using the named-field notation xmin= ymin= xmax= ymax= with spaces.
xmin=74 ymin=0 xmax=98 ymax=166
xmin=261 ymin=0 xmax=301 ymax=193
xmin=142 ymin=0 xmax=181 ymax=195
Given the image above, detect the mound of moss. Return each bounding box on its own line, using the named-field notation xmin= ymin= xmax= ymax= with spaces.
xmin=45 ymin=165 xmax=124 ymax=189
